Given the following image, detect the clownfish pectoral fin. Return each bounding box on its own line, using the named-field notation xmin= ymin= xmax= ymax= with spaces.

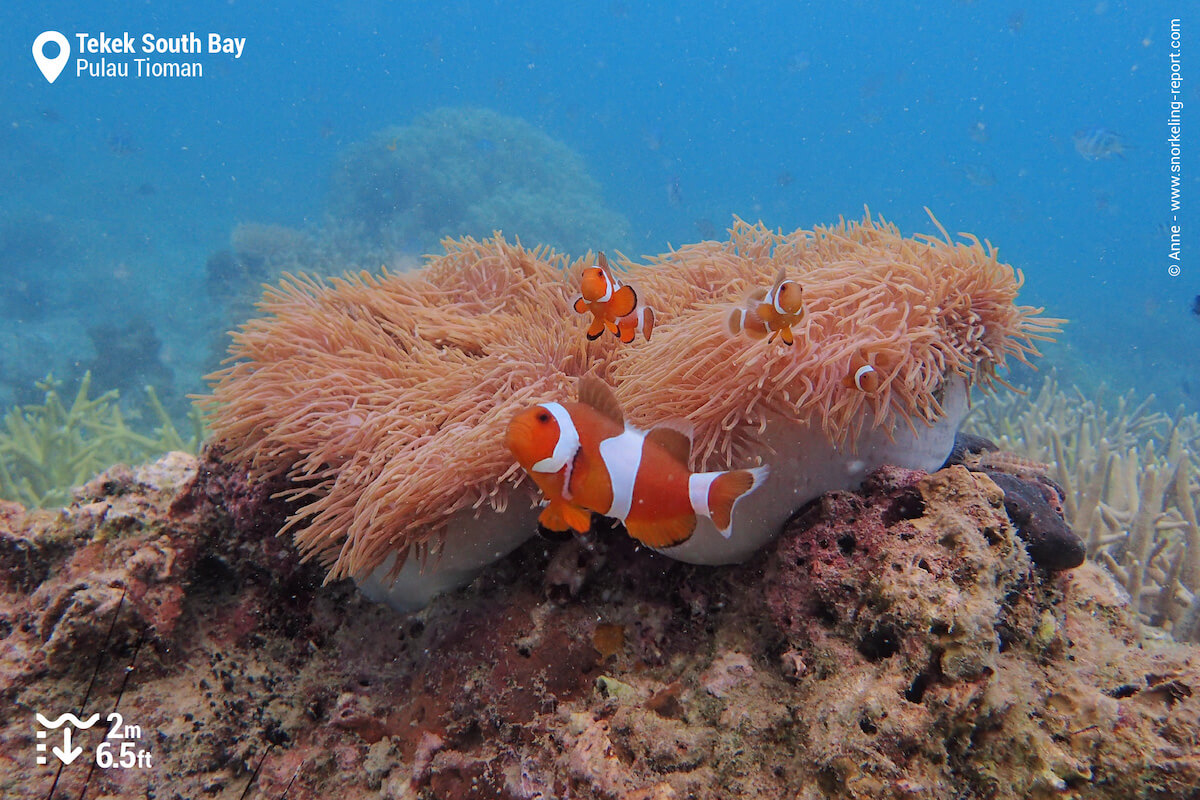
xmin=561 ymin=503 xmax=594 ymax=533
xmin=609 ymin=284 xmax=638 ymax=319
xmin=539 ymin=500 xmax=594 ymax=534
xmin=692 ymin=465 xmax=769 ymax=537
xmin=573 ymin=295 xmax=590 ymax=315
xmin=778 ymin=325 xmax=795 ymax=346
xmin=625 ymin=514 xmax=697 ymax=549
xmin=645 ymin=422 xmax=693 ymax=466
xmin=537 ymin=503 xmax=572 ymax=532
xmin=578 ymin=376 xmax=625 ymax=426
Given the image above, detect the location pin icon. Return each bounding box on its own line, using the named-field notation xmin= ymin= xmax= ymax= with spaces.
xmin=33 ymin=31 xmax=70 ymax=84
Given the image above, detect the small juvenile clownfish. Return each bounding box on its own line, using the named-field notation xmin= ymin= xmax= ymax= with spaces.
xmin=726 ymin=267 xmax=804 ymax=345
xmin=573 ymin=253 xmax=655 ymax=343
xmin=842 ymin=351 xmax=883 ymax=393
xmin=506 ymin=378 xmax=768 ymax=548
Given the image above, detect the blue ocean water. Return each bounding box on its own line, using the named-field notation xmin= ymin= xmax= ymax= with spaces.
xmin=1 ymin=1 xmax=1197 ymax=414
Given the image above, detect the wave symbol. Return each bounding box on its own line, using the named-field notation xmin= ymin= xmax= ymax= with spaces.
xmin=36 ymin=713 xmax=101 ymax=729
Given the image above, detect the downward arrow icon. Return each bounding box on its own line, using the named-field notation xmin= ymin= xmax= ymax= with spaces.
xmin=52 ymin=728 xmax=83 ymax=765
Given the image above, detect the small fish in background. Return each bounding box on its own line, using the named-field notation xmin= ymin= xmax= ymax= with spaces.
xmin=967 ymin=120 xmax=989 ymax=144
xmin=776 ymin=171 xmax=795 ymax=187
xmin=505 ymin=377 xmax=768 ymax=547
xmin=1191 ymin=294 xmax=1200 ymax=318
xmin=1007 ymin=10 xmax=1025 ymax=34
xmin=609 ymin=1 xmax=631 ymax=19
xmin=135 ymin=182 xmax=156 ymax=196
xmin=841 ymin=351 xmax=884 ymax=393
xmin=40 ymin=108 xmax=60 ymax=123
xmin=107 ymin=132 xmax=141 ymax=157
xmin=667 ymin=176 xmax=683 ymax=206
xmin=961 ymin=163 xmax=997 ymax=188
xmin=423 ymin=35 xmax=443 ymax=61
xmin=694 ymin=218 xmax=718 ymax=239
xmin=727 ymin=267 xmax=805 ymax=346
xmin=573 ymin=252 xmax=654 ymax=343
xmin=641 ymin=125 xmax=663 ymax=151
xmin=786 ymin=51 xmax=811 ymax=73
xmin=1073 ymin=127 xmax=1127 ymax=160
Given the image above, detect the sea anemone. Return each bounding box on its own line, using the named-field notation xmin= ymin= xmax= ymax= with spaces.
xmin=609 ymin=212 xmax=1061 ymax=563
xmin=201 ymin=212 xmax=1061 ymax=609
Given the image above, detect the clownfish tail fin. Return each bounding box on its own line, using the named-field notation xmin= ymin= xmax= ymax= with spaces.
xmin=690 ymin=465 xmax=769 ymax=538
xmin=727 ymin=307 xmax=745 ymax=336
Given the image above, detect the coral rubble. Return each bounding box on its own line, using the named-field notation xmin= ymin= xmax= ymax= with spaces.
xmin=0 ymin=453 xmax=1196 ymax=799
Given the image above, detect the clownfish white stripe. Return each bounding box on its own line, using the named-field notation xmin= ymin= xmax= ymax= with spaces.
xmin=688 ymin=472 xmax=717 ymax=519
xmin=532 ymin=403 xmax=580 ymax=473
xmin=771 ymin=286 xmax=786 ymax=315
xmin=853 ymin=365 xmax=876 ymax=391
xmin=597 ymin=272 xmax=615 ymax=302
xmin=598 ymin=428 xmax=644 ymax=520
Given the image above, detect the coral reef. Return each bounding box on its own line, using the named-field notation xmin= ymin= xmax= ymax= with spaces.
xmin=968 ymin=374 xmax=1200 ymax=641
xmin=83 ymin=317 xmax=178 ymax=413
xmin=206 ymin=223 xmax=319 ymax=316
xmin=0 ymin=453 xmax=1196 ymax=799
xmin=0 ymin=374 xmax=202 ymax=508
xmin=201 ymin=215 xmax=1060 ymax=607
xmin=329 ymin=107 xmax=632 ymax=258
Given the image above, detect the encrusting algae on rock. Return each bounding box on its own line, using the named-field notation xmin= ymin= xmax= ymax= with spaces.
xmin=200 ymin=211 xmax=1062 ymax=609
xmin=1 ymin=450 xmax=1195 ymax=798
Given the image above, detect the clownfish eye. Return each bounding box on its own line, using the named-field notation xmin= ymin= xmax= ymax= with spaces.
xmin=536 ymin=411 xmax=551 ymax=423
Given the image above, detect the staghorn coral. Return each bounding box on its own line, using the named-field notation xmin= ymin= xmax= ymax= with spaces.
xmin=967 ymin=373 xmax=1200 ymax=641
xmin=201 ymin=213 xmax=1060 ymax=608
xmin=0 ymin=373 xmax=203 ymax=508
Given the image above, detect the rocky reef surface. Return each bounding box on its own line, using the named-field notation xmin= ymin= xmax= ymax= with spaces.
xmin=1 ymin=452 xmax=1197 ymax=799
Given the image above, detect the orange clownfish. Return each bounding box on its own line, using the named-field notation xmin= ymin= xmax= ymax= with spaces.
xmin=573 ymin=253 xmax=655 ymax=343
xmin=726 ymin=267 xmax=805 ymax=345
xmin=842 ymin=351 xmax=883 ymax=393
xmin=506 ymin=378 xmax=768 ymax=548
